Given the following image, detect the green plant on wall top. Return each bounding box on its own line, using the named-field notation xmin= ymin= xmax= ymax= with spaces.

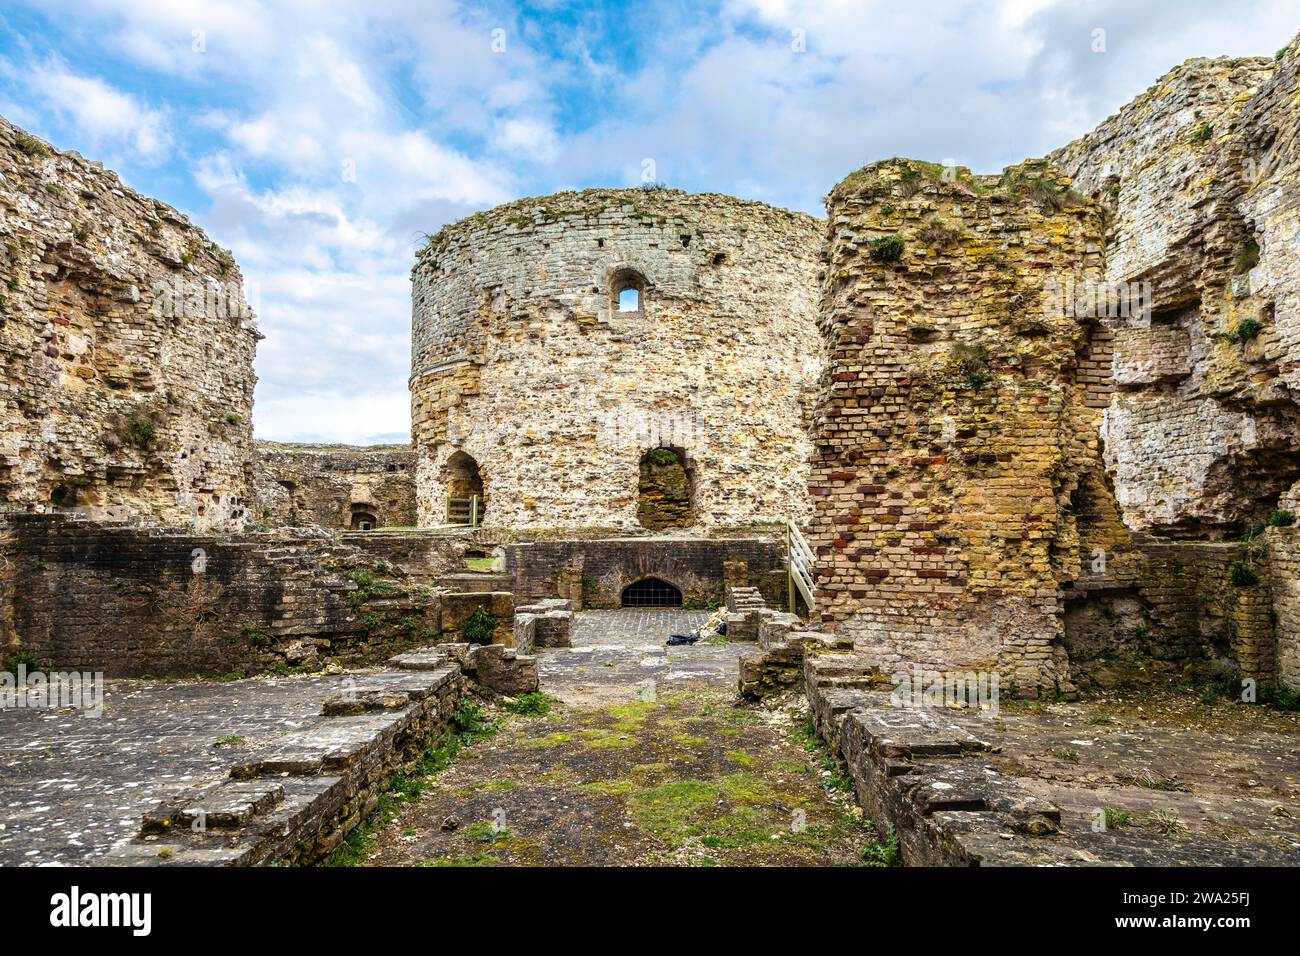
xmin=1268 ymin=509 xmax=1295 ymax=528
xmin=462 ymin=606 xmax=497 ymax=645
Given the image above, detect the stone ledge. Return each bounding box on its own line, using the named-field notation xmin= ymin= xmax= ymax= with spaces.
xmin=106 ymin=655 xmax=468 ymax=866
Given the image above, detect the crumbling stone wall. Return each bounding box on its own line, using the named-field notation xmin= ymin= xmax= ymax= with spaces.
xmin=1266 ymin=527 xmax=1300 ymax=689
xmin=252 ymin=440 xmax=416 ymax=530
xmin=0 ymin=118 xmax=259 ymax=529
xmin=1065 ymin=537 xmax=1276 ymax=689
xmin=808 ymin=158 xmax=1139 ymax=695
xmin=2 ymin=513 xmax=441 ymax=677
xmin=410 ymin=188 xmax=823 ymax=531
xmin=1049 ymin=44 xmax=1300 ymax=537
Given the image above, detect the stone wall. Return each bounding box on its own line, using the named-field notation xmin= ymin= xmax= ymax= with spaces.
xmin=1064 ymin=536 xmax=1277 ymax=689
xmin=252 ymin=441 xmax=416 ymax=530
xmin=1266 ymin=527 xmax=1300 ymax=689
xmin=505 ymin=536 xmax=785 ymax=610
xmin=338 ymin=529 xmax=466 ymax=580
xmin=110 ymin=656 xmax=470 ymax=866
xmin=0 ymin=117 xmax=259 ymax=530
xmin=1048 ymin=41 xmax=1300 ymax=537
xmin=807 ymin=158 xmax=1138 ymax=696
xmin=0 ymin=513 xmax=442 ymax=677
xmin=410 ymin=188 xmax=823 ymax=531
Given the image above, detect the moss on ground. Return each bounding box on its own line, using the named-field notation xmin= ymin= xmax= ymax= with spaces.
xmin=360 ymin=688 xmax=868 ymax=867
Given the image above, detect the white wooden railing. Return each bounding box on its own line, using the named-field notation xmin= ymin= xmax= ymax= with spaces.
xmin=787 ymin=519 xmax=816 ymax=614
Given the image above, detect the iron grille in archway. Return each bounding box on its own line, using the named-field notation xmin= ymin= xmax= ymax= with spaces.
xmin=620 ymin=577 xmax=683 ymax=608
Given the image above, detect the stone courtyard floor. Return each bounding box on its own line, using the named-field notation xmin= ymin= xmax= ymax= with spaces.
xmin=987 ymin=688 xmax=1300 ymax=863
xmin=0 ymin=671 xmax=364 ymax=865
xmin=359 ymin=610 xmax=868 ymax=866
xmin=3 ymin=610 xmax=1297 ymax=867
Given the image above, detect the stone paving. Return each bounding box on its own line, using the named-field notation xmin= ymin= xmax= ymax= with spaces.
xmin=805 ymin=652 xmax=1300 ymax=865
xmin=538 ymin=609 xmax=741 ymax=704
xmin=0 ymin=672 xmax=385 ymax=866
xmin=361 ymin=609 xmax=869 ymax=866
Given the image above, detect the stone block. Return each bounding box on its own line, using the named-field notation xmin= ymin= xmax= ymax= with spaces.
xmin=439 ymin=590 xmax=515 ymax=646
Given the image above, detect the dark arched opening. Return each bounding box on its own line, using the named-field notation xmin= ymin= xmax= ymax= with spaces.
xmin=350 ymin=509 xmax=377 ymax=531
xmin=50 ymin=484 xmax=78 ymax=508
xmin=637 ymin=446 xmax=693 ymax=529
xmin=443 ymin=450 xmax=485 ymax=525
xmin=621 ymin=577 xmax=683 ymax=608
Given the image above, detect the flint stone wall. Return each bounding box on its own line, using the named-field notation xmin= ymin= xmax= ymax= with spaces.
xmin=252 ymin=441 xmax=416 ymax=530
xmin=0 ymin=117 xmax=258 ymax=530
xmin=1049 ymin=45 xmax=1300 ymax=537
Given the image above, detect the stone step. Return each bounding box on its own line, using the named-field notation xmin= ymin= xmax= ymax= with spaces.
xmin=141 ymin=780 xmax=285 ymax=834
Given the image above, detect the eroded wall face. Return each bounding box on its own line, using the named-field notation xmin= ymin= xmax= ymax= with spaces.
xmin=410 ymin=189 xmax=823 ymax=531
xmin=0 ymin=119 xmax=258 ymax=529
xmin=251 ymin=441 xmax=416 ymax=529
xmin=809 ymin=160 xmax=1138 ymax=695
xmin=1049 ymin=50 xmax=1300 ymax=537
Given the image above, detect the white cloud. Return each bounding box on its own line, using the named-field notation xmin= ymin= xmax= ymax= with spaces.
xmin=4 ymin=0 xmax=1298 ymax=443
xmin=5 ymin=59 xmax=172 ymax=162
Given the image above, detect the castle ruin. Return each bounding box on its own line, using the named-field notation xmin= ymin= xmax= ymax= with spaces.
xmin=2 ymin=31 xmax=1300 ymax=870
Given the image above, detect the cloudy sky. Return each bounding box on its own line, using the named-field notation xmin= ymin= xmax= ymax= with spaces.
xmin=1 ymin=1 xmax=1295 ymax=443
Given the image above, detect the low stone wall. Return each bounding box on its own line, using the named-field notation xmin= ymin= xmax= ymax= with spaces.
xmin=0 ymin=514 xmax=441 ymax=677
xmin=339 ymin=530 xmax=466 ymax=580
xmin=505 ymin=536 xmax=785 ymax=609
xmin=109 ymin=651 xmax=469 ymax=866
xmin=1267 ymin=528 xmax=1300 ymax=689
xmin=803 ymin=652 xmax=1300 ymax=865
xmin=803 ymin=654 xmax=1064 ymax=866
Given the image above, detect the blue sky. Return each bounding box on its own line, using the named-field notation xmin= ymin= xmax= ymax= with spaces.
xmin=1 ymin=0 xmax=1296 ymax=443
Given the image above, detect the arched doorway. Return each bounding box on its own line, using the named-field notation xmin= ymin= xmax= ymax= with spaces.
xmin=443 ymin=450 xmax=485 ymax=526
xmin=350 ymin=509 xmax=377 ymax=530
xmin=637 ymin=446 xmax=693 ymax=529
xmin=621 ymin=577 xmax=683 ymax=608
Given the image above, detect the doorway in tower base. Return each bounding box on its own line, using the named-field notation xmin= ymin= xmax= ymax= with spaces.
xmin=350 ymin=507 xmax=378 ymax=530
xmin=442 ymin=450 xmax=485 ymax=525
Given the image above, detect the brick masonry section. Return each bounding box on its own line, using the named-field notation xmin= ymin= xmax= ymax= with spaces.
xmin=505 ymin=536 xmax=785 ymax=610
xmin=808 ymin=158 xmax=1138 ymax=696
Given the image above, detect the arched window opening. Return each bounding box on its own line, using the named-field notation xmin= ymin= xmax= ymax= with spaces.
xmin=350 ymin=510 xmax=377 ymax=531
xmin=609 ymin=267 xmax=646 ymax=316
xmin=637 ymin=446 xmax=694 ymax=530
xmin=443 ymin=450 xmax=485 ymax=526
xmin=621 ymin=577 xmax=683 ymax=608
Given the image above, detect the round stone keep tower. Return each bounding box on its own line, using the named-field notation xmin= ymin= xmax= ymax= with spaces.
xmin=410 ymin=188 xmax=823 ymax=531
